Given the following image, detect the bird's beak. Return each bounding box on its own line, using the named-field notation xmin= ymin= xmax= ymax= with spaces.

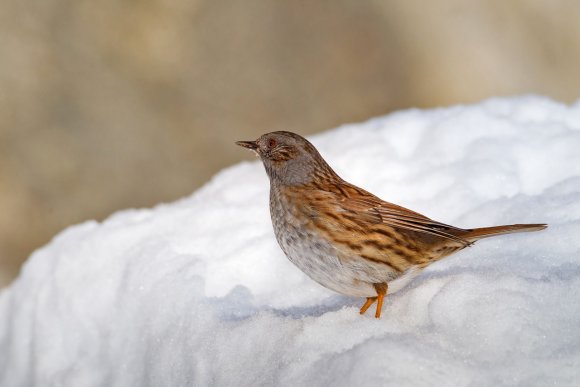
xmin=235 ymin=140 xmax=259 ymax=151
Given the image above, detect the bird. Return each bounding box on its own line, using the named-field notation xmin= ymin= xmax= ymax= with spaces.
xmin=236 ymin=131 xmax=547 ymax=318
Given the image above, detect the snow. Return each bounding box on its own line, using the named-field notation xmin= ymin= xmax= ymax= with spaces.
xmin=1 ymin=95 xmax=580 ymax=386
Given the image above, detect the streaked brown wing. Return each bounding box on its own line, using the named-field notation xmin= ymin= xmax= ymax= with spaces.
xmin=357 ymin=200 xmax=471 ymax=246
xmin=327 ymin=183 xmax=473 ymax=247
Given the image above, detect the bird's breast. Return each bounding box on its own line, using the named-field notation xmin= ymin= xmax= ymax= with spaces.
xmin=268 ymin=186 xmax=405 ymax=297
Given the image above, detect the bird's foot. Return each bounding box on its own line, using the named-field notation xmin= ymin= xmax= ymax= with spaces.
xmin=359 ymin=297 xmax=377 ymax=315
xmin=373 ymin=283 xmax=388 ymax=319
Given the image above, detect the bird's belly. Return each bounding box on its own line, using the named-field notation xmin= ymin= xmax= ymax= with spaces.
xmin=274 ymin=222 xmax=406 ymax=298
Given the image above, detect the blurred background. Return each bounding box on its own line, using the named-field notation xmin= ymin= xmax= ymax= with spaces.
xmin=1 ymin=0 xmax=579 ymax=288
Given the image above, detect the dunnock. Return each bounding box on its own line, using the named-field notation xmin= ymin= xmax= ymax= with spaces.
xmin=236 ymin=131 xmax=546 ymax=318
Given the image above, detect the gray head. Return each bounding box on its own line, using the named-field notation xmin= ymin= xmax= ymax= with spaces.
xmin=236 ymin=131 xmax=338 ymax=185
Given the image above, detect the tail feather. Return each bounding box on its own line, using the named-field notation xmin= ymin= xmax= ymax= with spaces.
xmin=462 ymin=223 xmax=547 ymax=242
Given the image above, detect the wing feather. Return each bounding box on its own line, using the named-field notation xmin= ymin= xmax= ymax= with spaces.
xmin=332 ymin=185 xmax=473 ymax=247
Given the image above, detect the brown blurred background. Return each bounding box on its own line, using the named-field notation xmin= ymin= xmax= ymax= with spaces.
xmin=1 ymin=0 xmax=579 ymax=288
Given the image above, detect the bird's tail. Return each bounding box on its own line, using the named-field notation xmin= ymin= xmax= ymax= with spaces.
xmin=462 ymin=223 xmax=547 ymax=242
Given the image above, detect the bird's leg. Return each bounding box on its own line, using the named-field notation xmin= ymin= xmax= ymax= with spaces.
xmin=373 ymin=283 xmax=388 ymax=319
xmin=359 ymin=297 xmax=377 ymax=315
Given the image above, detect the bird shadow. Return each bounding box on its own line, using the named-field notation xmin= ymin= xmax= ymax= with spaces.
xmin=268 ymin=295 xmax=358 ymax=319
xmin=208 ymin=286 xmax=358 ymax=322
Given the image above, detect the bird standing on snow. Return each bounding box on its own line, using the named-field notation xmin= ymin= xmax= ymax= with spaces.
xmin=236 ymin=131 xmax=546 ymax=318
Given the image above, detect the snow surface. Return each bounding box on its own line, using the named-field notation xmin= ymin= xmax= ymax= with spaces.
xmin=1 ymin=96 xmax=580 ymax=386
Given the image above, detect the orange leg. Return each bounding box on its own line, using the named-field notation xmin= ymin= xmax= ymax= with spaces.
xmin=373 ymin=283 xmax=388 ymax=319
xmin=359 ymin=297 xmax=377 ymax=315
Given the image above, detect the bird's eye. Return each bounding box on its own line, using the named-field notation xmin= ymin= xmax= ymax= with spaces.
xmin=268 ymin=139 xmax=277 ymax=148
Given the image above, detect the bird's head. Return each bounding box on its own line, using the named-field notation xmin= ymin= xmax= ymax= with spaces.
xmin=236 ymin=131 xmax=337 ymax=185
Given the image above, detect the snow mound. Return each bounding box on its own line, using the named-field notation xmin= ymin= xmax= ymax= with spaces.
xmin=2 ymin=96 xmax=580 ymax=386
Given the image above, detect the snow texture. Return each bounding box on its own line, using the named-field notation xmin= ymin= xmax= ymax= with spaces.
xmin=1 ymin=96 xmax=580 ymax=386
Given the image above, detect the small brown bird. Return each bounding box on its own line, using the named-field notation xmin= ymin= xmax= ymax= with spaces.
xmin=236 ymin=131 xmax=546 ymax=318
